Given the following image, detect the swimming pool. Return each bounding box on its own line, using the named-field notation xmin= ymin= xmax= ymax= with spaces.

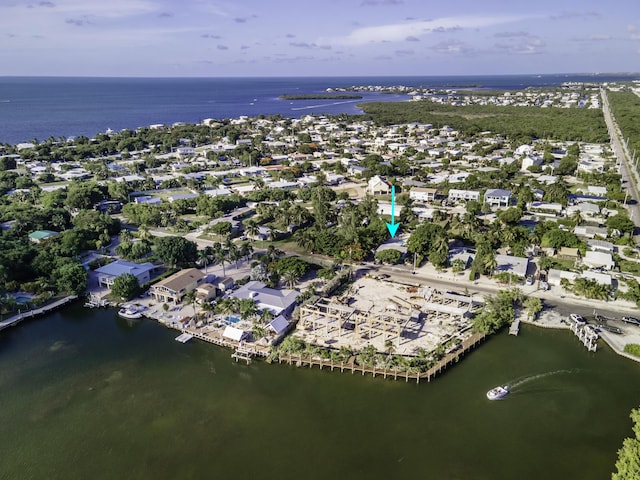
xmin=13 ymin=295 xmax=33 ymax=304
xmin=225 ymin=316 xmax=240 ymax=324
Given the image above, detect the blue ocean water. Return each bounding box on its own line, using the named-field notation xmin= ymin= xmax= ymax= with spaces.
xmin=0 ymin=74 xmax=637 ymax=145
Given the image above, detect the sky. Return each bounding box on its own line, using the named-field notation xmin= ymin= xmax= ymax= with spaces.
xmin=1 ymin=0 xmax=639 ymax=77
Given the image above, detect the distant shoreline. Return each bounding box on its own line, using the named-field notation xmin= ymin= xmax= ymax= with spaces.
xmin=279 ymin=94 xmax=363 ymax=100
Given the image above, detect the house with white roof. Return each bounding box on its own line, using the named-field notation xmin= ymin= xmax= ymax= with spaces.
xmin=583 ymin=251 xmax=615 ymax=270
xmin=95 ymin=260 xmax=155 ymax=290
xmin=409 ymin=187 xmax=438 ymax=203
xmin=521 ymin=155 xmax=543 ymax=171
xmin=367 ymin=175 xmax=391 ymax=195
xmin=494 ymin=254 xmax=530 ymax=278
xmin=229 ymin=281 xmax=300 ymax=317
xmin=484 ymin=189 xmax=512 ymax=207
xmin=448 ymin=189 xmax=480 ymax=202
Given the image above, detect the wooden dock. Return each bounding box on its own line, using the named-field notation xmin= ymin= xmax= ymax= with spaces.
xmin=278 ymin=333 xmax=486 ymax=384
xmin=0 ymin=295 xmax=78 ymax=332
xmin=175 ymin=333 xmax=194 ymax=343
xmin=509 ymin=319 xmax=520 ymax=336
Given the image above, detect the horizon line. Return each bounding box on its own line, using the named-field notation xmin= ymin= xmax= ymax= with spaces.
xmin=1 ymin=72 xmax=639 ymax=80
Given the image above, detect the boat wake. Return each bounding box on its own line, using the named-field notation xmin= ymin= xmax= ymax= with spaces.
xmin=290 ymin=99 xmax=361 ymax=111
xmin=509 ymin=369 xmax=578 ymax=389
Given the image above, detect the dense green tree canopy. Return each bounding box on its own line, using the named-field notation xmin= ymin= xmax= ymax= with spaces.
xmin=154 ymin=236 xmax=198 ymax=268
xmin=612 ymin=406 xmax=640 ymax=480
xmin=111 ymin=273 xmax=141 ymax=300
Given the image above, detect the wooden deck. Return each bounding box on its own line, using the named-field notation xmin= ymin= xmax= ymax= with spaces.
xmin=0 ymin=295 xmax=78 ymax=332
xmin=278 ymin=333 xmax=486 ymax=384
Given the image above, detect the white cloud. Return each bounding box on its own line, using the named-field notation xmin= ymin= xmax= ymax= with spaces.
xmin=431 ymin=40 xmax=474 ymax=55
xmin=320 ymin=15 xmax=530 ymax=47
xmin=494 ymin=36 xmax=545 ymax=55
xmin=572 ymin=34 xmax=612 ymax=42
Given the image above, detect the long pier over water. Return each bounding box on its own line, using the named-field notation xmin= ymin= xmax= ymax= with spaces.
xmin=0 ymin=296 xmax=78 ymax=331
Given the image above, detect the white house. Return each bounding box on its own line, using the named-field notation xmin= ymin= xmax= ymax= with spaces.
xmin=494 ymin=254 xmax=530 ymax=278
xmin=95 ymin=260 xmax=155 ymax=289
xmin=583 ymin=251 xmax=615 ymax=270
xmin=521 ymin=155 xmax=543 ymax=171
xmin=409 ymin=187 xmax=438 ymax=203
xmin=448 ymin=189 xmax=480 ymax=202
xmin=367 ymin=175 xmax=391 ymax=195
xmin=229 ymin=281 xmax=300 ymax=317
xmin=484 ymin=189 xmax=512 ymax=207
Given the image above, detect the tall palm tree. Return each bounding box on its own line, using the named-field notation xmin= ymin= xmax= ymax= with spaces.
xmin=184 ymin=289 xmax=198 ymax=319
xmin=119 ymin=229 xmax=133 ymax=244
xmin=571 ymin=209 xmax=584 ymax=226
xmin=239 ymin=242 xmax=253 ymax=261
xmin=198 ymin=249 xmax=211 ymax=273
xmin=483 ymin=253 xmax=498 ymax=277
xmin=295 ymin=228 xmax=315 ymax=253
xmin=229 ymin=244 xmax=243 ymax=269
xmin=137 ymin=224 xmax=152 ymax=241
xmin=213 ymin=244 xmax=227 ymax=276
xmin=282 ymin=270 xmax=302 ymax=289
xmin=238 ymin=298 xmax=259 ymax=321
xmin=244 ymin=219 xmax=260 ymax=238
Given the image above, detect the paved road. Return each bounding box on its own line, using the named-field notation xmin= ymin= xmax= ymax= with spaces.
xmin=601 ymin=88 xmax=640 ymax=239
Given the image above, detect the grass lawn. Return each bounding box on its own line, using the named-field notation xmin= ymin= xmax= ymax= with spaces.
xmin=153 ymin=189 xmax=195 ymax=200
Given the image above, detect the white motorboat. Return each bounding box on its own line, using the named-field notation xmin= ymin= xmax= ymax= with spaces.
xmin=118 ymin=304 xmax=145 ymax=320
xmin=486 ymin=385 xmax=510 ymax=400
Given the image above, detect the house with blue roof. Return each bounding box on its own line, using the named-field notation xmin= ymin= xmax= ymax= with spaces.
xmin=95 ymin=260 xmax=155 ymax=289
xmin=229 ymin=281 xmax=300 ymax=317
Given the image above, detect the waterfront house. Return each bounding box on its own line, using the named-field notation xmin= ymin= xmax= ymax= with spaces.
xmin=229 ymin=281 xmax=300 ymax=317
xmin=217 ymin=277 xmax=235 ymax=292
xmin=149 ymin=268 xmax=205 ymax=304
xmin=95 ymin=260 xmax=155 ymax=289
xmin=195 ymin=283 xmax=217 ymax=303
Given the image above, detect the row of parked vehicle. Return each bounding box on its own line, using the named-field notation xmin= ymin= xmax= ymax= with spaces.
xmin=567 ymin=312 xmax=640 ymax=335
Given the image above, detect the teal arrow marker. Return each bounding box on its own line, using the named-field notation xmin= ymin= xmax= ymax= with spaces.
xmin=386 ymin=184 xmax=400 ymax=237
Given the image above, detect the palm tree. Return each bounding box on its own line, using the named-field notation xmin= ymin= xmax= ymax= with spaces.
xmin=244 ymin=219 xmax=260 ymax=239
xmin=239 ymin=242 xmax=253 ymax=261
xmin=294 ymin=228 xmax=315 ymax=253
xmin=184 ymin=289 xmax=198 ymax=319
xmin=571 ymin=209 xmax=584 ymax=226
xmin=198 ymin=249 xmax=212 ymax=273
xmin=238 ymin=298 xmax=259 ymax=320
xmin=282 ymin=269 xmax=302 ymax=289
xmin=200 ymin=301 xmax=215 ymax=323
xmin=213 ymin=244 xmax=227 ymax=276
xmin=137 ymin=224 xmax=152 ymax=241
xmin=483 ymin=254 xmax=498 ymax=277
xmin=229 ymin=244 xmax=243 ymax=269
xmin=119 ymin=229 xmax=133 ymax=244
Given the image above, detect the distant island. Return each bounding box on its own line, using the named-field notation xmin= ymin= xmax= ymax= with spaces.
xmin=279 ymin=93 xmax=363 ymax=100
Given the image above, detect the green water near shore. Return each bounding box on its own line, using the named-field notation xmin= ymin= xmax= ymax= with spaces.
xmin=1 ymin=305 xmax=639 ymax=480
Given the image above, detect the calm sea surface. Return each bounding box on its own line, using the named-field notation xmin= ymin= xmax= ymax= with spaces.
xmin=1 ymin=304 xmax=639 ymax=480
xmin=0 ymin=74 xmax=638 ymax=144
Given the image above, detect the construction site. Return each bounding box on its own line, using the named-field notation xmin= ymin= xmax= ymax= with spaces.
xmin=293 ymin=277 xmax=481 ymax=356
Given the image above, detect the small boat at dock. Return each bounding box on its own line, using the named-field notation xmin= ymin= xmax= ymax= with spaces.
xmin=118 ymin=304 xmax=145 ymax=320
xmin=487 ymin=385 xmax=510 ymax=400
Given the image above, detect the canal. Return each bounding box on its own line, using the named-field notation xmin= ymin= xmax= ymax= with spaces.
xmin=0 ymin=304 xmax=638 ymax=480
